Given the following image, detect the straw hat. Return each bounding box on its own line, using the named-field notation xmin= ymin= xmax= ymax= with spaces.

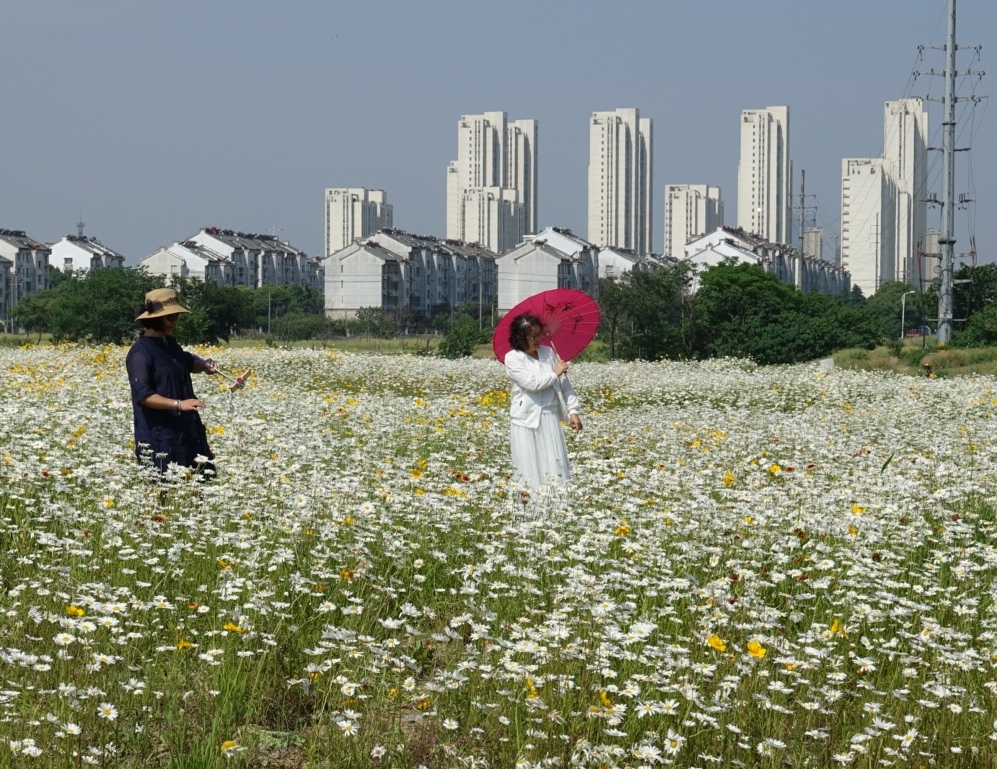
xmin=135 ymin=288 xmax=190 ymax=320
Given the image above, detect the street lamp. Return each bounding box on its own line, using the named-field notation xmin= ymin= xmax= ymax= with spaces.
xmin=900 ymin=290 xmax=916 ymax=340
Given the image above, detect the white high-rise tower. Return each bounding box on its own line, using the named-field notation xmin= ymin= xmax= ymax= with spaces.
xmin=737 ymin=106 xmax=791 ymax=244
xmin=446 ymin=111 xmax=537 ymax=253
xmin=841 ymin=158 xmax=897 ymax=296
xmin=664 ymin=184 xmax=723 ymax=258
xmin=883 ymin=98 xmax=929 ymax=285
xmin=587 ymin=107 xmax=653 ymax=254
xmin=324 ymin=188 xmax=393 ymax=255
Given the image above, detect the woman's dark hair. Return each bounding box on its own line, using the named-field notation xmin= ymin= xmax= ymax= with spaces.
xmin=508 ymin=313 xmax=542 ymax=352
xmin=135 ymin=312 xmax=168 ymax=333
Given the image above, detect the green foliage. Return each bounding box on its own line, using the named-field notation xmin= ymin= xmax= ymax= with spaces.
xmin=952 ymin=263 xmax=997 ymax=321
xmin=270 ymin=312 xmax=330 ymax=343
xmin=170 ymin=277 xmax=254 ymax=345
xmin=437 ymin=314 xmax=485 ymax=359
xmin=864 ymin=280 xmax=926 ymax=339
xmin=12 ymin=291 xmax=54 ymax=339
xmin=47 ymin=268 xmax=161 ymax=344
xmin=598 ymin=263 xmax=696 ymax=361
xmin=952 ymin=303 xmax=997 ymax=348
xmin=252 ymin=284 xmax=323 ymax=330
xmin=352 ymin=307 xmax=396 ymax=338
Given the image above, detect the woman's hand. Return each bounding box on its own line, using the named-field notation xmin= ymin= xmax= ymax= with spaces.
xmin=179 ymin=398 xmax=207 ymax=413
xmin=569 ymin=414 xmax=583 ymax=432
xmin=554 ymin=359 xmax=569 ymax=377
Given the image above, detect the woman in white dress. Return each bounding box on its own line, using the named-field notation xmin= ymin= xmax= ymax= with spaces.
xmin=503 ymin=313 xmax=583 ymax=488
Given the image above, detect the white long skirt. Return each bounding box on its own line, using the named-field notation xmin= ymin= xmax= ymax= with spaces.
xmin=510 ymin=404 xmax=571 ymax=489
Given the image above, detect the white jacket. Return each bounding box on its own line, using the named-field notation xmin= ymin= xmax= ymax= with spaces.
xmin=504 ymin=346 xmax=580 ymax=429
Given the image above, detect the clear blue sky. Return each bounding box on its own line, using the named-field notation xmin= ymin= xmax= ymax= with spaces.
xmin=2 ymin=0 xmax=992 ymax=268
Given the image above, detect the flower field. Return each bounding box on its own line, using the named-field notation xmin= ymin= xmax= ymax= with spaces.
xmin=2 ymin=344 xmax=997 ymax=768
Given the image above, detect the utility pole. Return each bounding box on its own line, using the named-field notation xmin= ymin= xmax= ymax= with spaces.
xmin=916 ymin=0 xmax=984 ymax=344
xmin=795 ymin=170 xmax=818 ymax=257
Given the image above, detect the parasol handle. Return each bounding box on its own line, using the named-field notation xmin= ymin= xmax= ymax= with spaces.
xmin=549 ymin=342 xmax=569 ymax=378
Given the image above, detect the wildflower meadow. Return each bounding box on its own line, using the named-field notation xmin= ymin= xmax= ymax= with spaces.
xmin=2 ymin=344 xmax=997 ymax=768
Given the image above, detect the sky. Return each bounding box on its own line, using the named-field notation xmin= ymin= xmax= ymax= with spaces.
xmin=1 ymin=0 xmax=993 ymax=269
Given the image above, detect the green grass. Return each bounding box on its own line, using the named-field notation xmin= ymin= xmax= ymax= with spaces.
xmin=834 ymin=338 xmax=997 ymax=377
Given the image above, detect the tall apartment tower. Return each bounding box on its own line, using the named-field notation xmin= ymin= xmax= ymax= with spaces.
xmin=883 ymin=98 xmax=929 ymax=285
xmin=664 ymin=184 xmax=723 ymax=258
xmin=587 ymin=108 xmax=653 ymax=254
xmin=325 ymin=188 xmax=393 ymax=255
xmin=446 ymin=111 xmax=537 ymax=253
xmin=841 ymin=158 xmax=897 ymax=296
xmin=802 ymin=227 xmax=824 ymax=262
xmin=737 ymin=106 xmax=791 ymax=245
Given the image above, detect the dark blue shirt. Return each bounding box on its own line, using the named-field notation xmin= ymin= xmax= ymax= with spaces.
xmin=125 ymin=334 xmax=213 ymax=472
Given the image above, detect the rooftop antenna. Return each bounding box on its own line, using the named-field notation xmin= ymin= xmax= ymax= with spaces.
xmin=76 ymin=212 xmax=85 ymax=237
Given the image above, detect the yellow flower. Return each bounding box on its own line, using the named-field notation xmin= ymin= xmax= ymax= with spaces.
xmin=415 ymin=696 xmax=432 ymax=710
xmin=847 ymin=524 xmax=859 ymax=537
xmin=723 ymin=471 xmax=735 ymax=487
xmin=177 ymin=638 xmax=194 ymax=650
xmin=599 ymin=690 xmax=613 ymax=708
xmin=707 ymin=635 xmax=727 ymax=652
xmin=340 ymin=569 xmax=355 ymax=582
xmin=222 ymin=621 xmax=244 ymax=633
xmin=851 ymin=502 xmax=867 ymax=515
xmin=747 ymin=640 xmax=767 ymax=659
xmin=830 ymin=618 xmax=847 ymax=636
xmin=768 ymin=464 xmax=781 ymax=474
xmin=66 ymin=605 xmax=85 ymax=617
xmin=342 ymin=516 xmax=355 ymax=525
xmin=220 ymin=740 xmax=240 ymax=755
xmin=615 ymin=524 xmax=631 ymax=537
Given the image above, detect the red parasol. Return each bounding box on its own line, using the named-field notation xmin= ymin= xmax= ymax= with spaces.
xmin=492 ymin=288 xmax=601 ymax=363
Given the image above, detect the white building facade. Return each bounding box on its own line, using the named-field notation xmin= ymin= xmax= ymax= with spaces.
xmin=737 ymin=106 xmax=791 ymax=245
xmin=141 ymin=240 xmax=232 ymax=285
xmin=588 ymin=107 xmax=653 ymax=254
xmin=323 ymin=228 xmax=497 ymax=320
xmin=0 ymin=229 xmax=50 ymax=327
xmin=50 ymin=233 xmax=125 ymax=273
xmin=495 ymin=229 xmax=598 ymax=315
xmin=883 ymin=98 xmax=929 ymax=286
xmin=802 ymin=227 xmax=824 ymax=262
xmin=683 ymin=226 xmax=850 ymax=296
xmin=324 ymin=188 xmax=393 ymax=256
xmin=840 ymin=158 xmax=897 ymax=296
xmin=664 ymin=184 xmax=723 ymax=258
xmin=446 ymin=111 xmax=537 ymax=253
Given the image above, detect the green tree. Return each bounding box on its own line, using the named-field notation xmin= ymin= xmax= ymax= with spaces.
xmin=353 ymin=307 xmax=395 ymax=338
xmin=951 ymin=262 xmax=997 ymax=328
xmin=952 ymin=304 xmax=997 ymax=347
xmin=252 ymin=284 xmax=323 ymax=331
xmin=865 ymin=281 xmax=924 ymax=340
xmin=692 ymin=261 xmax=880 ymax=365
xmin=272 ymin=312 xmax=329 ymax=343
xmin=48 ymin=268 xmax=161 ymax=344
xmin=437 ymin=314 xmax=485 ymax=359
xmin=12 ymin=291 xmax=55 ymax=340
xmin=596 ymin=277 xmax=629 ymax=360
xmin=694 ymin=262 xmax=800 ymax=363
xmin=170 ymin=277 xmax=254 ymax=344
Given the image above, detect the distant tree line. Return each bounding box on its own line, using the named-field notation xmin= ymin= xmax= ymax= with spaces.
xmin=13 ymin=268 xmax=328 ymax=345
xmin=596 ymin=259 xmax=997 ymax=364
xmin=11 ymin=261 xmax=997 ymax=362
xmin=11 ymin=268 xmax=492 ymax=348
